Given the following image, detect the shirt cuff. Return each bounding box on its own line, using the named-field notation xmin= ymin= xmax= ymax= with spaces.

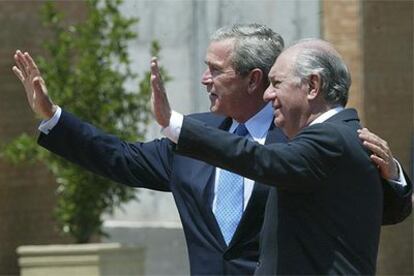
xmin=388 ymin=159 xmax=407 ymax=187
xmin=38 ymin=106 xmax=62 ymax=134
xmin=161 ymin=110 xmax=183 ymax=144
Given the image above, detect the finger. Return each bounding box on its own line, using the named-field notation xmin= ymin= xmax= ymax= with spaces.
xmin=151 ymin=75 xmax=165 ymax=103
xmin=151 ymin=74 xmax=163 ymax=92
xmin=359 ymin=128 xmax=386 ymax=145
xmin=151 ymin=57 xmax=164 ymax=85
xmin=369 ymin=154 xmax=396 ymax=180
xmin=12 ymin=66 xmax=25 ymax=82
xmin=16 ymin=50 xmax=29 ymax=69
xmin=151 ymin=71 xmax=168 ymax=104
xmin=15 ymin=53 xmax=28 ymax=78
xmin=359 ymin=131 xmax=387 ymax=151
xmin=24 ymin=52 xmax=40 ymax=73
xmin=370 ymin=155 xmax=387 ymax=177
xmin=363 ymin=141 xmax=388 ymax=160
xmin=358 ymin=129 xmax=378 ymax=143
xmin=150 ymin=58 xmax=160 ymax=79
xmin=33 ymin=76 xmax=47 ymax=95
xmin=150 ymin=56 xmax=158 ymax=74
xmin=370 ymin=154 xmax=386 ymax=167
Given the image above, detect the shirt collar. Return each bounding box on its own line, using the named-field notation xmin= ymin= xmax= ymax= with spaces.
xmin=309 ymin=106 xmax=345 ymax=125
xmin=229 ymin=102 xmax=273 ymax=139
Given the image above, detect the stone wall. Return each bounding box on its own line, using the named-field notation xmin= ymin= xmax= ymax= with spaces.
xmin=1 ymin=0 xmax=411 ymax=274
xmin=0 ymin=2 xmax=85 ymax=274
xmin=322 ymin=0 xmax=413 ymax=274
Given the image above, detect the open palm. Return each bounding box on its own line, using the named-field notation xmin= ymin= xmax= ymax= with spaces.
xmin=12 ymin=50 xmax=56 ymax=119
xmin=150 ymin=57 xmax=171 ymax=128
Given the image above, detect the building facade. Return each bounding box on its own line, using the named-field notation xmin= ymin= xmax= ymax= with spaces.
xmin=0 ymin=0 xmax=411 ymax=274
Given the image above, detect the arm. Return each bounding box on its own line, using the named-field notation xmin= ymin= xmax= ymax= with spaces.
xmin=13 ymin=51 xmax=173 ymax=191
xmin=177 ymin=116 xmax=343 ymax=192
xmin=150 ymin=57 xmax=342 ymax=192
xmin=38 ymin=110 xmax=173 ymax=191
xmin=381 ymin=171 xmax=412 ymax=225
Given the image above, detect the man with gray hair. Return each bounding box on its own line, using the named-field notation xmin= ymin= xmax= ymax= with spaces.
xmin=15 ymin=23 xmax=410 ymax=275
xmin=151 ymin=38 xmax=412 ymax=274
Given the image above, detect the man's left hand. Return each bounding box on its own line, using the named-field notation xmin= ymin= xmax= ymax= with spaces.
xmin=358 ymin=128 xmax=399 ymax=180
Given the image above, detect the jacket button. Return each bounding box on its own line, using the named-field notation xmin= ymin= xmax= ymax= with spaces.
xmin=256 ymin=261 xmax=261 ymax=267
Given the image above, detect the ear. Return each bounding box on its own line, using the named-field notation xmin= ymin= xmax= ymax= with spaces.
xmin=307 ymin=74 xmax=322 ymax=100
xmin=247 ymin=69 xmax=263 ymax=94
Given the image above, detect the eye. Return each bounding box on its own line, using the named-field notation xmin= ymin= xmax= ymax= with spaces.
xmin=271 ymin=80 xmax=281 ymax=88
xmin=209 ymin=66 xmax=222 ymax=77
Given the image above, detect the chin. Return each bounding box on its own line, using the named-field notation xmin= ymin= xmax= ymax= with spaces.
xmin=274 ymin=118 xmax=283 ymax=128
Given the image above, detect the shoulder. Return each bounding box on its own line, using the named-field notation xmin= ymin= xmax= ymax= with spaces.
xmin=187 ymin=112 xmax=226 ymax=127
xmin=296 ymin=122 xmax=343 ymax=140
xmin=292 ymin=122 xmax=346 ymax=154
xmin=293 ymin=119 xmax=365 ymax=157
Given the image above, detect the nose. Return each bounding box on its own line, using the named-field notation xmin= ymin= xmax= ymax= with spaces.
xmin=201 ymin=68 xmax=212 ymax=86
xmin=263 ymin=85 xmax=277 ymax=102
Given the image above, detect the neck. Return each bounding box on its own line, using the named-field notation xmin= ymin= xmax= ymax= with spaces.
xmin=306 ymin=103 xmax=337 ymax=125
xmin=234 ymin=86 xmax=268 ymax=123
xmin=234 ymin=101 xmax=268 ymax=123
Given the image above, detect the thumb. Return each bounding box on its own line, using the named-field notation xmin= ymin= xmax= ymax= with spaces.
xmin=33 ymin=77 xmax=47 ymax=95
xmin=32 ymin=76 xmax=56 ymax=119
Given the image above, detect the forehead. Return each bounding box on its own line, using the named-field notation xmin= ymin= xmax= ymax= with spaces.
xmin=205 ymin=39 xmax=235 ymax=66
xmin=269 ymin=50 xmax=297 ymax=79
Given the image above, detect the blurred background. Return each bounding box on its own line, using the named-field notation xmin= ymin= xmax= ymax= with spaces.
xmin=0 ymin=0 xmax=412 ymax=275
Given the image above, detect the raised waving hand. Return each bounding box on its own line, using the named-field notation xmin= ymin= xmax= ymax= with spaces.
xmin=12 ymin=50 xmax=57 ymax=119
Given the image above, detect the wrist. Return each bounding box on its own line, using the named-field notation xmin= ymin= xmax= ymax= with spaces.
xmin=44 ymin=104 xmax=58 ymax=120
xmin=163 ymin=111 xmax=171 ymax=128
xmin=389 ymin=160 xmax=399 ymax=181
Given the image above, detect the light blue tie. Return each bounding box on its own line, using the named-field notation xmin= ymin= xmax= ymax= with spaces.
xmin=215 ymin=123 xmax=249 ymax=245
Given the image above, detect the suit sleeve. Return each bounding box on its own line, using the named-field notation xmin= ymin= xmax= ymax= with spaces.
xmin=382 ymin=170 xmax=412 ymax=224
xmin=176 ymin=116 xmax=344 ymax=192
xmin=38 ymin=110 xmax=173 ymax=191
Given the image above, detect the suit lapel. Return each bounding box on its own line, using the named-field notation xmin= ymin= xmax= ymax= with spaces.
xmin=196 ymin=116 xmax=233 ymax=206
xmin=193 ymin=116 xmax=233 ymax=247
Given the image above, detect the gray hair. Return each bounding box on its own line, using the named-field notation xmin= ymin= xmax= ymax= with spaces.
xmin=290 ymin=39 xmax=351 ymax=106
xmin=210 ymin=23 xmax=284 ymax=81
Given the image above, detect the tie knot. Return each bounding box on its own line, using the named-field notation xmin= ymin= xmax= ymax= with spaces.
xmin=234 ymin=123 xmax=249 ymax=137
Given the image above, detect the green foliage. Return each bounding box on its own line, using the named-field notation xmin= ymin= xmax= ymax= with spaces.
xmin=2 ymin=0 xmax=169 ymax=243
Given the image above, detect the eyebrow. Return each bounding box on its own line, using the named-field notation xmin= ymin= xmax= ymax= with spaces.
xmin=204 ymin=60 xmax=222 ymax=67
xmin=269 ymin=76 xmax=281 ymax=85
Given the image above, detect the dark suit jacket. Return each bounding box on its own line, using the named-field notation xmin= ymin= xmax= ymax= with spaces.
xmin=38 ymin=110 xmax=287 ymax=275
xmin=175 ymin=108 xmax=412 ymax=275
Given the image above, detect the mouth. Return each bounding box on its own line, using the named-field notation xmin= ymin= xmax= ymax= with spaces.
xmin=209 ymin=92 xmax=218 ymax=101
xmin=272 ymin=105 xmax=281 ymax=114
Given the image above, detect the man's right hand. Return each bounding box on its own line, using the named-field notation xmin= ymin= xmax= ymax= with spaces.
xmin=12 ymin=50 xmax=57 ymax=120
xmin=150 ymin=57 xmax=171 ymax=128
